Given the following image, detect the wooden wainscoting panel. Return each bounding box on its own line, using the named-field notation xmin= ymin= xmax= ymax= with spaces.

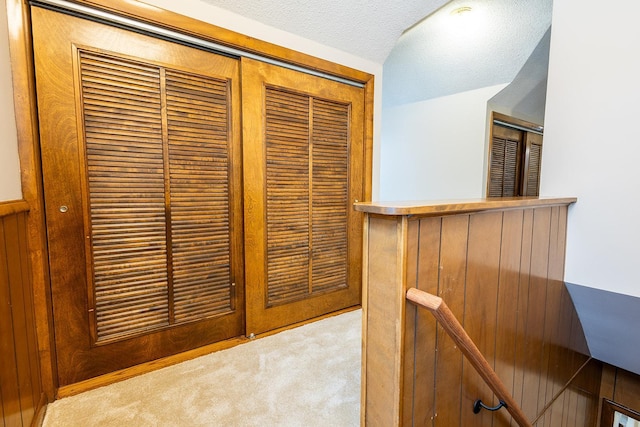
xmin=521 ymin=207 xmax=552 ymax=420
xmin=461 ymin=211 xmax=503 ymax=427
xmin=493 ymin=209 xmax=525 ymax=427
xmin=542 ymin=208 xmax=568 ymax=425
xmin=512 ymin=207 xmax=534 ymax=418
xmin=401 ymin=220 xmax=420 ymax=427
xmin=598 ymin=366 xmax=640 ymax=425
xmin=4 ymin=213 xmax=36 ymax=423
xmin=359 ymin=198 xmax=598 ymax=426
xmin=534 ymin=359 xmax=601 ymax=426
xmin=0 ymin=203 xmax=44 ymax=427
xmin=407 ymin=217 xmax=441 ymax=426
xmin=0 ymin=217 xmax=21 ymax=427
xmin=433 ymin=214 xmax=469 ymax=427
xmin=545 ymin=286 xmax=576 ymax=425
xmin=612 ymin=367 xmax=640 ymax=411
xmin=539 ymin=207 xmax=563 ymax=421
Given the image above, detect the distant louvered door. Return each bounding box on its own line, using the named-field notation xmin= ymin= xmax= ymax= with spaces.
xmin=32 ymin=8 xmax=244 ymax=385
xmin=522 ymin=132 xmax=543 ymax=196
xmin=488 ymin=124 xmax=524 ymax=197
xmin=242 ymin=58 xmax=364 ymax=335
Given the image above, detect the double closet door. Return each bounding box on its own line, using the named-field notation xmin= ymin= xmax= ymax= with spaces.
xmin=32 ymin=7 xmax=364 ymax=387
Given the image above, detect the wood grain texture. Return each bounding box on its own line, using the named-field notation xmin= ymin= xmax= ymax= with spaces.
xmin=0 ymin=200 xmax=29 ymax=217
xmin=521 ymin=207 xmax=552 ymax=420
xmin=613 ymin=368 xmax=640 ymax=410
xmin=407 ymin=288 xmax=532 ymax=427
xmin=33 ymin=8 xmax=244 ymax=385
xmin=242 ymin=57 xmax=364 ymax=336
xmin=361 ymin=199 xmax=601 ymax=427
xmin=433 ymin=214 xmax=468 ymax=427
xmin=489 ymin=125 xmax=523 ymax=197
xmin=353 ymin=197 xmax=577 ymax=216
xmin=494 ymin=209 xmax=524 ymax=427
xmin=408 ymin=217 xmax=441 ymax=426
xmin=512 ymin=208 xmax=534 ymax=425
xmin=523 ymin=133 xmax=543 ymax=197
xmin=600 ymin=365 xmax=640 ymax=415
xmin=6 ymin=0 xmax=58 ymax=398
xmin=0 ymin=205 xmax=44 ymax=427
xmin=487 ymin=112 xmax=543 ymax=198
xmin=402 ymin=221 xmax=420 ymax=427
xmin=534 ymin=359 xmax=601 ymax=427
xmin=361 ymin=215 xmax=406 ymax=427
xmin=461 ymin=212 xmax=503 ymax=427
xmin=9 ymin=0 xmax=374 ymax=398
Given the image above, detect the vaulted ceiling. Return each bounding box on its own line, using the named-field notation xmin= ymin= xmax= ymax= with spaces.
xmin=199 ymin=0 xmax=450 ymax=64
xmin=384 ymin=0 xmax=553 ymax=106
xmin=199 ymin=0 xmax=553 ymax=107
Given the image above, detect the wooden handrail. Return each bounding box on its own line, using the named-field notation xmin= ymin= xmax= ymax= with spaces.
xmin=406 ymin=287 xmax=533 ymax=427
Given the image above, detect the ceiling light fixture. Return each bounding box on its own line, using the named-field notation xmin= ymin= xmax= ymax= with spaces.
xmin=450 ymin=6 xmax=472 ymax=17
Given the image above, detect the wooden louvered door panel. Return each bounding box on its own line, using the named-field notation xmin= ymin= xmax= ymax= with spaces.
xmin=522 ymin=132 xmax=543 ymax=196
xmin=242 ymin=58 xmax=364 ymax=335
xmin=32 ymin=8 xmax=243 ymax=385
xmin=488 ymin=124 xmax=523 ymax=197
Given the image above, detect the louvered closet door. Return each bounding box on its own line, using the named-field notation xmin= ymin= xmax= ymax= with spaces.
xmin=32 ymin=8 xmax=244 ymax=385
xmin=522 ymin=132 xmax=543 ymax=196
xmin=488 ymin=124 xmax=524 ymax=197
xmin=242 ymin=58 xmax=364 ymax=335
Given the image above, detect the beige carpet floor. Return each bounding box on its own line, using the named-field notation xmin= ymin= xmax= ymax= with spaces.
xmin=43 ymin=309 xmax=361 ymax=427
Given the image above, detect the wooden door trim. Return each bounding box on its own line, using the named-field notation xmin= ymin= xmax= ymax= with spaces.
xmin=57 ymin=335 xmax=248 ymax=398
xmin=62 ymin=0 xmax=372 ymax=84
xmin=7 ymin=0 xmax=373 ymax=397
xmin=492 ymin=111 xmax=544 ymax=134
xmin=6 ymin=0 xmax=58 ymax=400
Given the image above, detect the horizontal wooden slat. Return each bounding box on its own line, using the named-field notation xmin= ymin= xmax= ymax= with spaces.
xmin=0 ymin=201 xmax=29 ymax=218
xmin=165 ymin=69 xmax=233 ymax=324
xmin=262 ymin=91 xmax=352 ymax=305
xmin=489 ymin=137 xmax=506 ymax=197
xmin=311 ymin=99 xmax=349 ymax=294
xmin=503 ymin=138 xmax=519 ymax=197
xmin=527 ymin=143 xmax=542 ymax=196
xmin=79 ymin=50 xmax=170 ymax=342
xmin=264 ymin=87 xmax=311 ymax=306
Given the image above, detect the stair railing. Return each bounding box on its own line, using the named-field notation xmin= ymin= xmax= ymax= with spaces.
xmin=406 ymin=287 xmax=533 ymax=427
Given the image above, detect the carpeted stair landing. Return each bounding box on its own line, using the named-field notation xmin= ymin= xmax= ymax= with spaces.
xmin=43 ymin=309 xmax=361 ymax=426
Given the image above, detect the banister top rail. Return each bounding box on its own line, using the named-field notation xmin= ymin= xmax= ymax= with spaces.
xmin=354 ymin=196 xmax=576 ymax=217
xmin=406 ymin=287 xmax=533 ymax=427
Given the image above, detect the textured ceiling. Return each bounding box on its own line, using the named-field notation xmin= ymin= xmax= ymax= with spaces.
xmin=383 ymin=0 xmax=554 ymax=107
xmin=198 ymin=0 xmax=450 ymax=63
xmin=197 ymin=0 xmax=553 ymax=108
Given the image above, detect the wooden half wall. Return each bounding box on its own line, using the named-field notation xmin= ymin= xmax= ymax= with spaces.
xmin=0 ymin=201 xmax=45 ymax=426
xmin=356 ymin=198 xmax=601 ymax=427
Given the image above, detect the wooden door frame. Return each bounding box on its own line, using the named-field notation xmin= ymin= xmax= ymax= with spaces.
xmin=6 ymin=0 xmax=374 ymax=398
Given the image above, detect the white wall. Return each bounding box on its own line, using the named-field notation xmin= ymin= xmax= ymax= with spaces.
xmin=140 ymin=0 xmax=383 ymax=199
xmin=0 ymin=1 xmax=22 ymax=201
xmin=379 ymin=84 xmax=506 ymax=201
xmin=542 ymin=0 xmax=640 ymax=297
